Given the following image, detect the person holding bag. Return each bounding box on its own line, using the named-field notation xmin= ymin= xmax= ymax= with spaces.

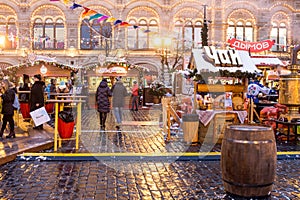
xmin=29 ymin=74 xmax=45 ymax=130
xmin=0 ymin=79 xmax=16 ymax=139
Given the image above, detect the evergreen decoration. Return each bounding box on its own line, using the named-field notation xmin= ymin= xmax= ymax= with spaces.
xmin=149 ymin=80 xmax=167 ymax=97
xmin=183 ymin=68 xmax=257 ymax=83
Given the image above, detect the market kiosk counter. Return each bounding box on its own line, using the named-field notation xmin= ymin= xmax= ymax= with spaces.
xmin=196 ymin=84 xmax=248 ymax=144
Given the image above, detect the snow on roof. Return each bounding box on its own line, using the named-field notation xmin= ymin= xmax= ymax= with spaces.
xmin=192 ymin=48 xmax=260 ymax=73
xmin=250 ymin=55 xmax=284 ymax=66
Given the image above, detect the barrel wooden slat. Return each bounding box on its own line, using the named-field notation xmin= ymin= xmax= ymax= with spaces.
xmin=221 ymin=124 xmax=276 ymax=198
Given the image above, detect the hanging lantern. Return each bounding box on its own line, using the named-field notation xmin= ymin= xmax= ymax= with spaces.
xmin=40 ymin=64 xmax=47 ymax=74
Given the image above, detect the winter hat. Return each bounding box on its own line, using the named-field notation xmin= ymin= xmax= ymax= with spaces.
xmin=23 ymin=74 xmax=29 ymax=83
xmin=34 ymin=74 xmax=42 ymax=81
xmin=58 ymin=81 xmax=66 ymax=89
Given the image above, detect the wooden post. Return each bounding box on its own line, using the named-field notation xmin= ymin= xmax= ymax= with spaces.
xmin=54 ymin=102 xmax=59 ymax=151
xmin=76 ymin=101 xmax=82 ymax=150
xmin=166 ymin=100 xmax=171 ymax=141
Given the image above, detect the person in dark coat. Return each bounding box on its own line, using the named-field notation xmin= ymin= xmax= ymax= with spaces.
xmin=0 ymin=79 xmax=16 ymax=139
xmin=29 ymin=74 xmax=45 ymax=130
xmin=49 ymin=78 xmax=57 ymax=99
xmin=96 ymin=78 xmax=112 ymax=130
xmin=19 ymin=74 xmax=30 ymax=102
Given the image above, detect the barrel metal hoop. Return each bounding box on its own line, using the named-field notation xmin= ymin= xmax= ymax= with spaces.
xmin=223 ymin=178 xmax=273 ymax=188
xmin=225 ymin=138 xmax=273 ymax=144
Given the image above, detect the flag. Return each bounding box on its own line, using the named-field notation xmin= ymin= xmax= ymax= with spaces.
xmin=70 ymin=3 xmax=82 ymax=10
xmin=82 ymin=9 xmax=97 ymax=18
xmin=89 ymin=13 xmax=103 ymax=21
xmin=81 ymin=7 xmax=90 ymax=18
xmin=114 ymin=19 xmax=122 ymax=26
xmin=97 ymin=15 xmax=108 ymax=22
xmin=106 ymin=17 xmax=116 ymax=23
xmin=120 ymin=22 xmax=129 ymax=27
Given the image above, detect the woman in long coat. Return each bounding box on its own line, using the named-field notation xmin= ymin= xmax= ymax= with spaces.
xmin=0 ymin=79 xmax=16 ymax=139
xmin=96 ymin=78 xmax=112 ymax=130
xmin=29 ymin=74 xmax=45 ymax=130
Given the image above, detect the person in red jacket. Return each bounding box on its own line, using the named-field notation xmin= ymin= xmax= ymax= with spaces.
xmin=130 ymin=80 xmax=139 ymax=111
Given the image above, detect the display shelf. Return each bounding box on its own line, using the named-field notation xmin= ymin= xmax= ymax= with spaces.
xmin=197 ymin=84 xmax=245 ymax=93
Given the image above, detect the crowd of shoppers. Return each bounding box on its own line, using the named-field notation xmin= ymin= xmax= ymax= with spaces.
xmin=0 ymin=74 xmax=143 ymax=139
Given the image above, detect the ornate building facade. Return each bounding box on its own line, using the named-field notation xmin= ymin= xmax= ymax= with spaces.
xmin=0 ymin=0 xmax=300 ymax=87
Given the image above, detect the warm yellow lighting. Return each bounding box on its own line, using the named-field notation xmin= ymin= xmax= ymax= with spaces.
xmin=20 ymin=46 xmax=28 ymax=57
xmin=40 ymin=65 xmax=47 ymax=74
xmin=153 ymin=37 xmax=172 ymax=48
xmin=0 ymin=36 xmax=5 ymax=46
xmin=68 ymin=46 xmax=77 ymax=57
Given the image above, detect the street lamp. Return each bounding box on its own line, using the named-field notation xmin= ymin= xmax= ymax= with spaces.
xmin=153 ymin=37 xmax=172 ymax=85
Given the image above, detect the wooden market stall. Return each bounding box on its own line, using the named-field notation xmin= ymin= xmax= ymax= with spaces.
xmin=84 ymin=63 xmax=140 ymax=108
xmin=188 ymin=46 xmax=260 ymax=143
xmin=8 ymin=60 xmax=75 ymax=87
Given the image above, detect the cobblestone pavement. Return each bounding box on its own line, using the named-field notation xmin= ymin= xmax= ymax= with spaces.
xmin=0 ymin=159 xmax=299 ymax=199
xmin=0 ymin=108 xmax=299 ymax=199
xmin=58 ymin=109 xmax=300 ymax=154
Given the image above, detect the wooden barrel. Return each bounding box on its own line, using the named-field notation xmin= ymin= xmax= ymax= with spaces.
xmin=182 ymin=114 xmax=199 ymax=143
xmin=221 ymin=124 xmax=276 ymax=198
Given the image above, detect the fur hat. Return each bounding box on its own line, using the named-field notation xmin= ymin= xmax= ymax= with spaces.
xmin=34 ymin=74 xmax=42 ymax=81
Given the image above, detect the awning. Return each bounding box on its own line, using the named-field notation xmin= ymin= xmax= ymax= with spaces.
xmin=192 ymin=48 xmax=260 ymax=73
xmin=251 ymin=56 xmax=284 ymax=67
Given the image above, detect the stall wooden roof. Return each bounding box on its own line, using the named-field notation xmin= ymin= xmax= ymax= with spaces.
xmin=191 ymin=48 xmax=260 ymax=73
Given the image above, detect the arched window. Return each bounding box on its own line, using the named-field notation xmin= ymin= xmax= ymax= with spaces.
xmin=33 ymin=18 xmax=65 ymax=50
xmin=55 ymin=19 xmax=65 ymax=49
xmin=137 ymin=20 xmax=148 ymax=49
xmin=0 ymin=17 xmax=17 ymax=49
xmin=174 ymin=20 xmax=203 ymax=50
xmin=174 ymin=20 xmax=183 ymax=49
xmin=227 ymin=21 xmax=254 ymax=42
xmin=194 ymin=21 xmax=202 ymax=48
xmin=184 ymin=21 xmax=193 ymax=50
xmin=80 ymin=19 xmax=112 ymax=50
xmin=148 ymin=20 xmax=158 ymax=48
xmin=127 ymin=19 xmax=158 ymax=50
xmin=127 ymin=19 xmax=137 ymax=49
xmin=270 ymin=22 xmax=287 ymax=52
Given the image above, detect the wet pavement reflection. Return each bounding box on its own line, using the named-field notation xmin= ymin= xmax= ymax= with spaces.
xmin=0 ymin=159 xmax=299 ymax=199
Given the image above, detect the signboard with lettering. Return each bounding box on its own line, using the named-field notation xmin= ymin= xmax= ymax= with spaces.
xmin=204 ymin=46 xmax=243 ymax=67
xmin=96 ymin=66 xmax=127 ymax=76
xmin=227 ymin=38 xmax=274 ymax=52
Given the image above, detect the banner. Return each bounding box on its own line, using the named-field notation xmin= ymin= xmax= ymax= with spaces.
xmin=228 ymin=38 xmax=274 ymax=52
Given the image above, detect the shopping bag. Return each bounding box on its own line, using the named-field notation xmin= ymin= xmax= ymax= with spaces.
xmin=30 ymin=106 xmax=51 ymax=126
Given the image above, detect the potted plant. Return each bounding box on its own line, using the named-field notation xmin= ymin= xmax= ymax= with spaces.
xmin=149 ymin=81 xmax=167 ymax=103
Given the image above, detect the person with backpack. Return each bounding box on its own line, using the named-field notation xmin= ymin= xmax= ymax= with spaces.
xmin=0 ymin=79 xmax=17 ymax=139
